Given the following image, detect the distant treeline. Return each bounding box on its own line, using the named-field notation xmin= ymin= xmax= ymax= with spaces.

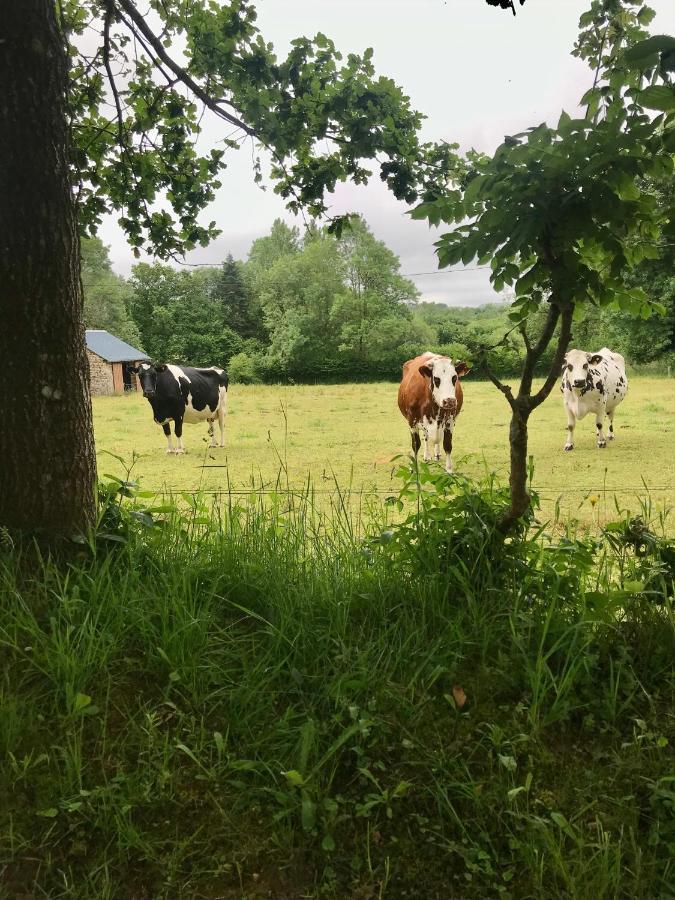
xmin=83 ymin=209 xmax=674 ymax=383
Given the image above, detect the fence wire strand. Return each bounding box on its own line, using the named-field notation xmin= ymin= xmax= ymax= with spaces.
xmin=132 ymin=485 xmax=672 ymax=496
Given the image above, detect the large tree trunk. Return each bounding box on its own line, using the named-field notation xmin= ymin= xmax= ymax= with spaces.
xmin=0 ymin=0 xmax=96 ymax=538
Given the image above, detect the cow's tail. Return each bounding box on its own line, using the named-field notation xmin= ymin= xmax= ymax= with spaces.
xmin=218 ymin=369 xmax=229 ymax=391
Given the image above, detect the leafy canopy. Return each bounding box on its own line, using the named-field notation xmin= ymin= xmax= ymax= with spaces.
xmin=62 ymin=0 xmax=454 ymax=259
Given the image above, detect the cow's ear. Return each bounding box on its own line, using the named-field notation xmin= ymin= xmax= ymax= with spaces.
xmin=419 ymin=364 xmax=433 ymax=379
xmin=128 ymin=365 xmax=139 ymax=374
xmin=588 ymin=354 xmax=603 ymax=365
xmin=455 ymin=362 xmax=471 ymax=377
xmin=155 ymin=364 xmax=167 ymax=372
xmin=561 ymin=355 xmax=569 ymax=371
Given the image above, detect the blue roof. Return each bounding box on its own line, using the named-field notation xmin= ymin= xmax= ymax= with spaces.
xmin=85 ymin=330 xmax=150 ymax=363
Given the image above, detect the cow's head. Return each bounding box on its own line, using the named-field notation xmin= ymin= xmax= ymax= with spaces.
xmin=562 ymin=349 xmax=603 ymax=390
xmin=129 ymin=363 xmax=167 ymax=399
xmin=419 ymin=357 xmax=470 ymax=411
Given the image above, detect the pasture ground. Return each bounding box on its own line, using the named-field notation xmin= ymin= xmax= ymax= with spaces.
xmin=94 ymin=376 xmax=675 ymax=529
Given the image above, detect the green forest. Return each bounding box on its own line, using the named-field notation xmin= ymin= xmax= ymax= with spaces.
xmin=84 ymin=195 xmax=675 ymax=384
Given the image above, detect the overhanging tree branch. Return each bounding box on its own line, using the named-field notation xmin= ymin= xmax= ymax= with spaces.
xmin=519 ymin=300 xmax=560 ymax=398
xmin=529 ymin=302 xmax=573 ymax=410
xmin=479 ymin=353 xmax=517 ymax=410
xmin=114 ymin=0 xmax=256 ymax=137
xmin=103 ymin=4 xmax=125 ymax=144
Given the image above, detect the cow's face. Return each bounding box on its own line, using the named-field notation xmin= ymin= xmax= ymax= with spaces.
xmin=563 ymin=350 xmax=603 ymax=391
xmin=131 ymin=363 xmax=167 ymax=399
xmin=419 ymin=358 xmax=470 ymax=410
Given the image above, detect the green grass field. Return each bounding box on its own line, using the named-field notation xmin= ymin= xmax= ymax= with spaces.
xmin=94 ymin=376 xmax=675 ymax=528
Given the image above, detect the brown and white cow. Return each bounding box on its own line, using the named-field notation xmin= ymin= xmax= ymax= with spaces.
xmin=398 ymin=352 xmax=470 ymax=473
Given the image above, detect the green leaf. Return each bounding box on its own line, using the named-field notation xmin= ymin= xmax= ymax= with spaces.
xmin=507 ymin=786 xmax=527 ymax=800
xmin=73 ymin=692 xmax=91 ymax=713
xmin=37 ymin=807 xmax=59 ymax=818
xmin=130 ymin=510 xmax=154 ymax=527
xmin=625 ymin=35 xmax=675 ymax=64
xmin=282 ymin=769 xmax=305 ymax=788
xmin=623 ymin=580 xmax=645 ymax=594
xmin=550 ymin=811 xmax=577 ymax=840
xmin=608 ymin=171 xmax=640 ymax=201
xmin=638 ymin=85 xmax=675 ymax=112
xmin=321 ymin=833 xmax=336 ymax=852
xmin=409 ymin=203 xmax=435 ymax=221
xmin=301 ymin=794 xmax=316 ymax=831
xmin=498 ymin=754 xmax=517 ymax=772
xmin=557 ymin=110 xmax=572 ymax=133
xmin=437 ymin=243 xmax=464 ymax=268
xmin=464 ymin=175 xmax=486 ymax=204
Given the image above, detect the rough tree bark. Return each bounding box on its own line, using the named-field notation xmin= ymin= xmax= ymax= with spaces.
xmin=506 ymin=400 xmax=531 ymax=521
xmin=0 ymin=0 xmax=97 ymax=537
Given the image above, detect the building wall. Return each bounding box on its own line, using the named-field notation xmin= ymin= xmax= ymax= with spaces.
xmin=87 ymin=349 xmax=114 ymax=396
xmin=112 ymin=362 xmax=124 ymax=393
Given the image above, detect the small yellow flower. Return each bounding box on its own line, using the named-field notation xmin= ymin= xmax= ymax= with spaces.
xmin=589 ymin=495 xmax=600 ymax=507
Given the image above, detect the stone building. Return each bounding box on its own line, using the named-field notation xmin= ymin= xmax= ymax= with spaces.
xmin=85 ymin=330 xmax=150 ymax=396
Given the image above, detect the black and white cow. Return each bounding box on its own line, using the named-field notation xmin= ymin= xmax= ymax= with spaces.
xmin=560 ymin=347 xmax=628 ymax=451
xmin=130 ymin=363 xmax=229 ymax=454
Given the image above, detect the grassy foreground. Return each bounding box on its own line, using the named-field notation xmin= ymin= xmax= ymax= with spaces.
xmin=1 ymin=470 xmax=673 ymax=898
xmin=93 ymin=377 xmax=675 ymax=529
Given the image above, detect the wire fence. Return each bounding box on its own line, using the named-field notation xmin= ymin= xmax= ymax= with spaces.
xmin=130 ymin=484 xmax=673 ymax=496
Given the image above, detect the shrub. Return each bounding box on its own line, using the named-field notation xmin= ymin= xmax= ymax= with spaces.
xmin=227 ymin=350 xmax=262 ymax=384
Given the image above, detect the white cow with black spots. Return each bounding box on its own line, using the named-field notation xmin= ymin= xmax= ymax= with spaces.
xmin=561 ymin=347 xmax=628 ymax=451
xmin=130 ymin=363 xmax=229 ymax=454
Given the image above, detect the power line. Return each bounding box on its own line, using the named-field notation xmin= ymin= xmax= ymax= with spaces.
xmin=403 ymin=265 xmax=491 ymax=276
xmin=167 ymin=260 xmax=493 ymax=276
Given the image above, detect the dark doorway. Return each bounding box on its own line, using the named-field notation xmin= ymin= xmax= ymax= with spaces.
xmin=122 ymin=363 xmax=134 ymax=391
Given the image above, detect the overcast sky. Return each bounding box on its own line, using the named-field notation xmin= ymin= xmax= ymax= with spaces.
xmin=99 ymin=0 xmax=675 ymax=307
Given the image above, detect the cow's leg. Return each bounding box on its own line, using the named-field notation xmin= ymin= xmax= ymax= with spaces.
xmin=564 ymin=406 xmax=575 ymax=451
xmin=595 ymin=403 xmax=608 ymax=448
xmin=174 ymin=417 xmax=185 ymax=454
xmin=425 ymin=420 xmax=440 ymax=463
xmin=218 ymin=389 xmax=227 ymax=447
xmin=421 ymin=422 xmax=432 ymax=462
xmin=607 ymin=409 xmax=615 ymax=440
xmin=410 ymin=427 xmax=421 ymax=460
xmin=162 ymin=422 xmax=175 ymax=454
xmin=443 ymin=426 xmax=454 ymax=474
xmin=207 ymin=420 xmax=217 ymax=448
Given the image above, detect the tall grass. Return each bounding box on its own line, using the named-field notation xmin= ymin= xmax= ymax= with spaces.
xmin=0 ymin=467 xmax=673 ymax=898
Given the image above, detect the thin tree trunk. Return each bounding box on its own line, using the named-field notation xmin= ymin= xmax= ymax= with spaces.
xmin=0 ymin=0 xmax=97 ymax=537
xmin=499 ymin=300 xmax=573 ymax=527
xmin=507 ymin=399 xmax=531 ymax=521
